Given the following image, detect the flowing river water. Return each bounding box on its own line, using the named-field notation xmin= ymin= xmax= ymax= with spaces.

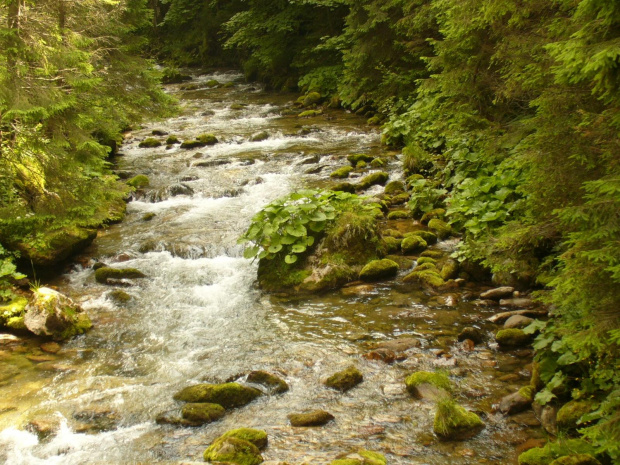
xmin=0 ymin=71 xmax=543 ymax=464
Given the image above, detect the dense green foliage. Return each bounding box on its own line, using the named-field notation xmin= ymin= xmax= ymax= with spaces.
xmin=0 ymin=0 xmax=172 ymax=272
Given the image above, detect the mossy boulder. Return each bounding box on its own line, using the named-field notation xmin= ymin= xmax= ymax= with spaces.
xmin=330 ymin=166 xmax=354 ymax=179
xmin=331 ymin=182 xmax=357 ymax=194
xmin=0 ymin=296 xmax=28 ymax=330
xmin=421 ymin=208 xmax=446 ymax=224
xmin=107 ymin=290 xmax=131 ymax=303
xmin=288 ymin=409 xmax=334 ymax=427
xmin=23 ymin=287 xmax=92 ymax=341
xmin=138 ymin=138 xmax=161 ymax=148
xmin=440 ymin=259 xmax=459 ymax=280
xmin=356 ymin=160 xmax=367 ymax=169
xmin=405 ymin=371 xmax=452 ymax=401
xmin=230 ymin=103 xmax=245 ymax=110
xmin=357 ymin=172 xmax=389 ymax=191
xmin=367 ymin=116 xmax=381 ymax=126
xmin=384 ymin=181 xmax=406 ymax=195
xmin=219 ymin=428 xmax=268 ymax=450
xmin=303 ymin=92 xmax=322 ymax=107
xmin=556 ymin=400 xmax=596 ymax=431
xmin=405 ymin=230 xmax=437 ymax=245
xmin=414 ymin=262 xmax=437 ymax=272
xmin=142 ymin=212 xmax=156 ymax=222
xmin=359 ymin=259 xmax=399 ymax=281
xmin=549 ymin=455 xmax=602 ymax=465
xmin=401 ymin=235 xmax=428 ymax=254
xmin=347 ymin=154 xmax=374 ymax=166
xmin=165 ymin=135 xmax=180 ymax=145
xmin=417 ymin=257 xmax=436 ymax=266
xmin=325 ymin=365 xmax=363 ymax=392
xmin=382 ymin=236 xmax=402 ymax=254
xmin=180 ymin=133 xmax=218 ymax=149
xmin=403 ymin=269 xmax=445 ymax=288
xmin=518 ymin=440 xmax=598 ymax=465
xmin=94 ymin=267 xmax=146 ymax=284
xmin=370 ymin=158 xmax=387 ymax=168
xmin=433 ymin=398 xmax=485 ymax=440
xmin=390 ymin=192 xmax=410 ymax=205
xmin=173 ymin=382 xmax=261 ymax=409
xmin=246 ymin=371 xmax=289 ymax=394
xmin=386 ymin=255 xmax=414 ymax=269
xmin=387 ymin=210 xmax=411 ymax=220
xmin=181 ymin=403 xmax=225 ymax=425
xmin=127 ymin=175 xmax=150 ymax=189
xmin=428 ymin=219 xmax=452 ymax=239
xmin=495 ymin=328 xmax=532 ymax=348
xmin=206 ymin=79 xmax=220 ymax=88
xmin=203 ymin=437 xmax=263 ymax=465
xmin=250 ymin=131 xmax=270 ymax=142
xmin=420 ymin=250 xmax=445 ymax=259
xmin=499 ymin=388 xmax=533 ymax=415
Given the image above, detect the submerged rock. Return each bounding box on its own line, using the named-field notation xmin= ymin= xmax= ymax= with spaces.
xmin=325 ymin=365 xmax=363 ymax=392
xmin=24 ymin=288 xmax=92 ymax=341
xmin=288 ymin=410 xmax=334 ymax=427
xmin=246 ymin=370 xmax=289 ymax=394
xmin=173 ymin=382 xmax=261 ymax=409
xmin=433 ymin=398 xmax=485 ymax=440
xmin=457 ymin=327 xmax=484 ymax=344
xmin=203 ymin=436 xmax=263 ymax=465
xmin=359 ymin=259 xmax=399 ymax=281
xmin=250 ymin=131 xmax=270 ymax=142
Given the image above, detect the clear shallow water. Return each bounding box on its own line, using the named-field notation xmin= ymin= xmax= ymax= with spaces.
xmin=0 ymin=71 xmax=540 ymax=464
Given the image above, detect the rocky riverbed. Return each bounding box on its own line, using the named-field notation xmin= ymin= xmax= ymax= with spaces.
xmin=0 ymin=71 xmax=549 ymax=464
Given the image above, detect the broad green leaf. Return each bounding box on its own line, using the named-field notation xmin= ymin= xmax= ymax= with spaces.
xmin=243 ymin=246 xmax=260 ymax=259
xmin=284 ymin=254 xmax=298 ymax=264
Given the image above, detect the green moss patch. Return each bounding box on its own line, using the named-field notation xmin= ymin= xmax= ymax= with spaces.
xmin=330 ymin=166 xmax=354 ymax=179
xmin=220 ymin=428 xmax=268 ymax=450
xmin=173 ymin=382 xmax=261 ymax=409
xmin=359 ymin=259 xmax=399 ymax=281
xmin=433 ymin=398 xmax=484 ymax=440
xmin=94 ymin=267 xmax=146 ymax=284
xmin=325 ymin=365 xmax=363 ymax=392
xmin=203 ymin=437 xmax=263 ymax=465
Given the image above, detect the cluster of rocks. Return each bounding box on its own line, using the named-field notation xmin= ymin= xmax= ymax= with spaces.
xmin=137 ymin=130 xmax=219 ymax=152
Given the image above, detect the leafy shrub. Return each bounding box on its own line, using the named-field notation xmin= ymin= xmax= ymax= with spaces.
xmin=239 ymin=189 xmax=379 ymax=265
xmin=0 ymin=244 xmax=25 ymax=302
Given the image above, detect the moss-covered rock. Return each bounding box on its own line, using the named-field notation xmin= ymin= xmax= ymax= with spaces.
xmin=387 ymin=210 xmax=411 ymax=220
xmin=403 ymin=269 xmax=445 ymax=288
xmin=107 ymin=290 xmax=131 ymax=303
xmin=173 ymin=382 xmax=262 ymax=409
xmin=556 ymin=400 xmax=596 ymax=431
xmin=298 ymin=110 xmax=322 ymax=117
xmin=420 ymin=250 xmax=445 ymax=259
xmin=23 ymin=287 xmax=92 ymax=341
xmin=181 ymin=403 xmax=225 ymax=425
xmin=219 ymin=428 xmax=269 ymax=450
xmin=367 ymin=116 xmax=381 ymax=126
xmin=428 ymin=219 xmax=452 ymax=239
xmin=303 ymin=92 xmax=322 ymax=107
xmin=250 ymin=131 xmax=269 ymax=142
xmin=499 ymin=389 xmax=533 ymax=415
xmin=347 ymin=154 xmax=374 ymax=166
xmin=331 ymin=182 xmax=357 ymax=194
xmin=288 ymin=409 xmax=334 ymax=427
xmin=142 ymin=212 xmax=156 ymax=222
xmin=433 ymin=398 xmax=485 ymax=440
xmin=421 ymin=208 xmax=446 ymax=224
xmin=384 ymin=181 xmax=406 ymax=195
xmin=330 ymin=166 xmax=354 ymax=179
xmin=246 ymin=371 xmax=289 ymax=394
xmin=390 ymin=192 xmax=410 ymax=205
xmin=414 ymin=262 xmax=437 ymax=272
xmin=325 ymin=365 xmax=363 ymax=392
xmin=356 ymin=160 xmax=367 ymax=169
xmin=382 ymin=236 xmax=402 ymax=254
xmin=359 ymin=259 xmax=399 ymax=281
xmin=138 ymin=137 xmax=161 ymax=148
xmin=165 ymin=135 xmax=180 ymax=145
xmin=0 ymin=296 xmax=28 ymax=329
xmin=127 ymin=175 xmax=150 ymax=189
xmin=417 ymin=257 xmax=436 ymax=266
xmin=94 ymin=267 xmax=146 ymax=284
xmin=370 ymin=158 xmax=387 ymax=168
xmin=230 ymin=103 xmax=245 ymax=110
xmin=518 ymin=440 xmax=598 ymax=465
xmin=405 ymin=371 xmax=452 ymax=401
xmin=357 ymin=172 xmax=389 ymax=191
xmin=203 ymin=437 xmax=263 ymax=465
xmin=206 ymin=79 xmax=220 ymax=88
xmin=386 ymin=255 xmax=414 ymax=269
xmin=405 ymin=230 xmax=437 ymax=245
xmin=549 ymin=455 xmax=602 ymax=465
xmin=330 ymin=450 xmax=387 ymax=465
xmin=495 ymin=328 xmax=532 ymax=348
xmin=401 ymin=235 xmax=427 ymax=254
xmin=440 ymin=259 xmax=459 ymax=280
xmin=180 ymin=133 xmax=218 ymax=149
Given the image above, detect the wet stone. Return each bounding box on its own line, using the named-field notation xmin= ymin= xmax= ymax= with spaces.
xmin=40 ymin=342 xmax=61 ymax=354
xmin=324 ymin=365 xmax=363 ymax=392
xmin=288 ymin=410 xmax=335 ymax=427
xmin=480 ymin=286 xmax=514 ymax=300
